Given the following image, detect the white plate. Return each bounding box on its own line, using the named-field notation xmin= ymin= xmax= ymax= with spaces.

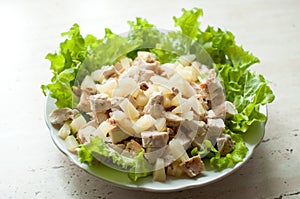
xmin=45 ymin=96 xmax=266 ymax=192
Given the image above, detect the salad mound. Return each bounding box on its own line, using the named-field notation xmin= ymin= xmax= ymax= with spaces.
xmin=42 ymin=8 xmax=275 ymax=181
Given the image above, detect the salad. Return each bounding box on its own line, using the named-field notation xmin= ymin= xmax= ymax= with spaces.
xmin=42 ymin=8 xmax=274 ymax=182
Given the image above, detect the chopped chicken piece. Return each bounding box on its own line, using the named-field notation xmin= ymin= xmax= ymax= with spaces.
xmin=206 ymin=118 xmax=225 ymax=143
xmin=175 ymin=120 xmax=199 ymax=148
xmin=102 ymin=65 xmax=119 ymax=79
xmin=122 ymin=139 xmax=143 ymax=157
xmin=164 ymin=112 xmax=184 ymax=132
xmin=141 ymin=131 xmax=169 ymax=148
xmin=191 ymin=121 xmax=207 ymax=148
xmin=49 ymin=108 xmax=78 ymax=128
xmin=109 ymin=126 xmax=130 ymax=144
xmin=110 ymin=96 xmax=124 ymax=111
xmin=217 ymin=134 xmax=235 ymax=156
xmin=144 ymin=147 xmax=167 ymax=164
xmin=224 ymin=101 xmax=238 ymax=119
xmin=77 ymin=125 xmax=97 ymax=144
xmin=137 ymin=51 xmax=156 ymax=63
xmin=89 ymin=93 xmax=111 ymax=113
xmin=180 ymin=155 xmax=205 ymax=177
xmin=143 ymin=92 xmax=165 ymax=119
xmin=107 ymin=143 xmax=125 ymax=154
xmin=81 ymin=75 xmax=97 ymax=93
xmin=76 ymin=90 xmax=91 ymax=112
xmin=212 ymin=101 xmax=237 ymax=120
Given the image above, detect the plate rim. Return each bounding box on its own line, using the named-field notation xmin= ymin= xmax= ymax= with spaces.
xmin=45 ymin=95 xmax=267 ymax=192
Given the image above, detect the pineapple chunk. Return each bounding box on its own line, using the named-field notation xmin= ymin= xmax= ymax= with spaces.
xmin=188 ymin=96 xmax=206 ymax=116
xmin=113 ymin=77 xmax=138 ymax=97
xmin=168 ymin=74 xmax=195 ymax=98
xmin=65 ymin=135 xmax=78 ymax=153
xmin=157 ymin=85 xmax=173 ymax=96
xmin=81 ymin=75 xmax=96 ymax=92
xmin=118 ymin=118 xmax=135 ymax=136
xmin=153 ymin=158 xmax=166 ymax=182
xmin=133 ymin=114 xmax=155 ymax=134
xmin=120 ymin=57 xmax=131 ymax=69
xmin=94 ymin=120 xmax=115 ymax=138
xmin=119 ymin=98 xmax=140 ymax=120
xmin=178 ymin=54 xmax=196 ymax=66
xmin=170 ymin=94 xmax=182 ymax=107
xmin=70 ymin=115 xmax=86 ymax=133
xmin=169 ymin=139 xmax=189 ymax=162
xmin=150 ymin=75 xmax=169 ymax=86
xmin=91 ymin=69 xmax=104 ymax=83
xmin=144 ymin=84 xmax=159 ymax=98
xmin=181 ymin=111 xmax=194 ymax=121
xmin=110 ymin=110 xmax=127 ymax=121
xmin=58 ymin=122 xmax=71 ymax=139
xmin=136 ymin=92 xmax=148 ymax=107
xmin=155 ymin=118 xmax=166 ymax=131
xmin=96 ymin=78 xmax=117 ymax=97
xmin=163 ymin=96 xmax=172 ymax=109
xmin=172 ymin=101 xmax=191 ymax=114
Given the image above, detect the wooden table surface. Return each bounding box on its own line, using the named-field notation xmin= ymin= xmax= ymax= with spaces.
xmin=1 ymin=0 xmax=299 ymax=198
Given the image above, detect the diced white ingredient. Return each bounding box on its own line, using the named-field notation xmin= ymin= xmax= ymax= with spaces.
xmin=155 ymin=118 xmax=166 ymax=131
xmin=58 ymin=123 xmax=71 ymax=139
xmin=137 ymin=51 xmax=156 ymax=62
xmin=169 ymin=139 xmax=189 ymax=162
xmin=93 ymin=120 xmax=113 ymax=139
xmin=70 ymin=115 xmax=86 ymax=133
xmin=110 ymin=110 xmax=127 ymax=121
xmin=163 ymin=96 xmax=172 ymax=109
xmin=141 ymin=131 xmax=169 ymax=148
xmin=109 ymin=127 xmax=130 ymax=144
xmin=167 ymin=160 xmax=185 ymax=177
xmin=131 ymin=87 xmax=140 ymax=98
xmin=157 ymin=86 xmax=173 ymax=96
xmin=168 ymin=74 xmax=196 ymax=98
xmin=65 ymin=135 xmax=78 ymax=153
xmin=96 ymin=78 xmax=117 ymax=97
xmin=150 ymin=75 xmax=170 ymax=86
xmin=78 ymin=125 xmax=97 ymax=143
xmin=81 ymin=75 xmax=96 ymax=92
xmin=178 ymin=54 xmax=196 ymax=66
xmin=181 ymin=111 xmax=194 ymax=120
xmin=118 ymin=118 xmax=135 ymax=136
xmin=133 ymin=115 xmax=155 ymax=134
xmin=188 ymin=96 xmax=206 ymax=116
xmin=144 ymin=84 xmax=159 ymax=98
xmin=113 ymin=77 xmax=138 ymax=97
xmin=91 ymin=69 xmax=104 ymax=82
xmin=191 ymin=61 xmax=201 ymax=77
xmin=119 ymin=98 xmax=140 ymax=120
xmin=172 ymin=101 xmax=191 ymax=114
xmin=170 ymin=94 xmax=183 ymax=107
xmin=176 ymin=68 xmax=194 ymax=82
xmin=153 ymin=158 xmax=166 ymax=182
xmin=136 ymin=92 xmax=148 ymax=107
xmin=120 ymin=57 xmax=131 ymax=69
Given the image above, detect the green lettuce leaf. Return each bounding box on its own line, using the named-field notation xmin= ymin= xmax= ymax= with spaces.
xmin=218 ymin=64 xmax=275 ymax=132
xmin=173 ymin=8 xmax=203 ymax=39
xmin=41 ymin=24 xmax=102 ymax=108
xmin=78 ymin=137 xmax=152 ymax=181
xmin=43 ymin=8 xmax=275 ymax=174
